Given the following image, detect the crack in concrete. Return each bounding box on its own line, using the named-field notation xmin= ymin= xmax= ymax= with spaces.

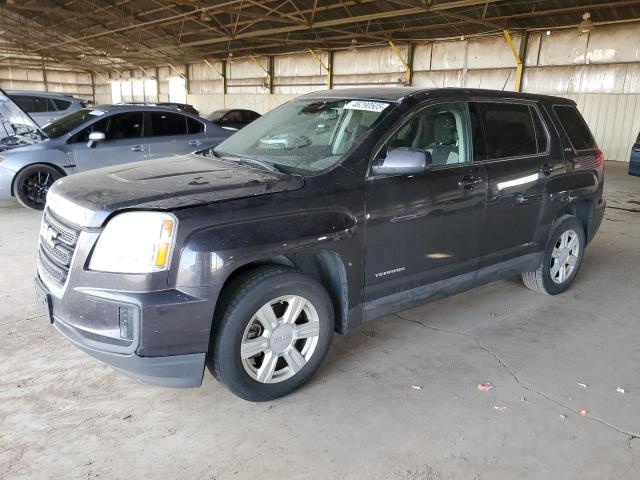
xmin=394 ymin=313 xmax=640 ymax=443
xmin=0 ymin=314 xmax=46 ymax=328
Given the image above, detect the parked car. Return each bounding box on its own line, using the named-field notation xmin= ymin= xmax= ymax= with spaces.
xmin=0 ymin=90 xmax=47 ymax=151
xmin=207 ymin=108 xmax=261 ymax=130
xmin=0 ymin=95 xmax=233 ymax=209
xmin=7 ymin=90 xmax=86 ymax=126
xmin=629 ymin=131 xmax=640 ymax=176
xmin=34 ymin=88 xmax=605 ymax=401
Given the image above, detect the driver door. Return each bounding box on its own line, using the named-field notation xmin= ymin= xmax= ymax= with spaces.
xmin=69 ymin=111 xmax=147 ymax=172
xmin=364 ymin=101 xmax=487 ymax=304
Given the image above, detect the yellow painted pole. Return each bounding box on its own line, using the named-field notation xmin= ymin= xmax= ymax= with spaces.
xmin=503 ymin=30 xmax=523 ymax=92
xmin=308 ymin=48 xmax=332 ymax=90
xmin=388 ymin=41 xmax=411 ymax=86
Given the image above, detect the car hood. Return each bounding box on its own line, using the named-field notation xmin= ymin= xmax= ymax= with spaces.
xmin=0 ymin=88 xmax=47 ymax=151
xmin=47 ymin=153 xmax=304 ymax=228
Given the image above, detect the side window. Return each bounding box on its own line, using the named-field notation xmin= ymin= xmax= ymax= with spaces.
xmin=241 ymin=110 xmax=258 ymax=122
xmin=13 ymin=95 xmax=49 ymax=113
xmin=225 ymin=110 xmax=242 ymax=123
xmin=480 ymin=102 xmax=537 ymax=159
xmin=531 ymin=106 xmax=549 ymax=153
xmin=69 ymin=117 xmax=109 ymax=143
xmin=105 ymin=112 xmax=143 ymax=140
xmin=187 ymin=117 xmax=204 ymax=134
xmin=553 ymin=105 xmax=595 ymax=151
xmin=377 ymin=101 xmax=471 ymax=168
xmin=52 ymin=98 xmax=71 ymax=111
xmin=150 ymin=112 xmax=187 ymax=136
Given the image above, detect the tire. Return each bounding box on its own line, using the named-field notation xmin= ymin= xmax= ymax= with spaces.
xmin=209 ymin=266 xmax=334 ymax=401
xmin=13 ymin=164 xmax=62 ymax=210
xmin=522 ymin=215 xmax=586 ymax=295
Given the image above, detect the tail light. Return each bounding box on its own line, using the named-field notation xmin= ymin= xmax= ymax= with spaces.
xmin=595 ymin=149 xmax=605 ymax=171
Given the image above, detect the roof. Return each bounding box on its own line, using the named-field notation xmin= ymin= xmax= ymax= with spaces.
xmin=303 ymin=87 xmax=576 ymax=104
xmin=7 ymin=90 xmax=81 ymax=99
xmin=1 ymin=1 xmax=639 ymax=71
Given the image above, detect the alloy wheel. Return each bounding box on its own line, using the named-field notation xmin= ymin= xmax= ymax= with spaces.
xmin=240 ymin=295 xmax=320 ymax=384
xmin=550 ymin=229 xmax=580 ymax=284
xmin=21 ymin=170 xmax=55 ymax=207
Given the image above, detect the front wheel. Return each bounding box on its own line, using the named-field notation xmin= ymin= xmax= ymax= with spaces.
xmin=13 ymin=164 xmax=62 ymax=210
xmin=522 ymin=215 xmax=586 ymax=295
xmin=209 ymin=266 xmax=334 ymax=401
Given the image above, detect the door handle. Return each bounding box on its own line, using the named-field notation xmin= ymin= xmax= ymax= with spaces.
xmin=458 ymin=175 xmax=482 ymax=190
xmin=514 ymin=194 xmax=529 ymax=204
xmin=540 ymin=163 xmax=553 ymax=176
xmin=131 ymin=145 xmax=146 ymax=152
xmin=188 ymin=140 xmax=202 ymax=146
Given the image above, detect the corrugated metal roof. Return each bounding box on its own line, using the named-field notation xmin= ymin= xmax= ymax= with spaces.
xmin=1 ymin=0 xmax=639 ymax=71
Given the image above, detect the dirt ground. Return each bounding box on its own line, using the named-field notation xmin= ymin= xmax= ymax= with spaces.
xmin=1 ymin=161 xmax=639 ymax=479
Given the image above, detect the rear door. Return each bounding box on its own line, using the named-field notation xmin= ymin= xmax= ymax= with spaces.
xmin=475 ymin=100 xmax=564 ymax=266
xmin=364 ymin=100 xmax=487 ymax=302
xmin=70 ymin=111 xmax=147 ymax=171
xmin=146 ymin=111 xmax=207 ymax=158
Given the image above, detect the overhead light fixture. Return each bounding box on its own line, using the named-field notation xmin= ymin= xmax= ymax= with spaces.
xmin=349 ymin=38 xmax=357 ymax=51
xmin=546 ymin=30 xmax=551 ymax=36
xmin=579 ymin=12 xmax=593 ymax=34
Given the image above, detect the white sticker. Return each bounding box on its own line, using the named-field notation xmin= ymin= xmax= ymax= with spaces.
xmin=89 ymin=110 xmax=106 ymax=116
xmin=344 ymin=100 xmax=389 ymax=112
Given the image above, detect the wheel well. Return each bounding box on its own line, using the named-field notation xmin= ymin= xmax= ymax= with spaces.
xmin=10 ymin=163 xmax=66 ymax=197
xmin=557 ymin=199 xmax=593 ymax=240
xmin=217 ymin=250 xmax=349 ymax=334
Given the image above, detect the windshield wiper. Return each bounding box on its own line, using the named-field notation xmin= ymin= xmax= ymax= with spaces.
xmin=211 ymin=149 xmax=281 ymax=173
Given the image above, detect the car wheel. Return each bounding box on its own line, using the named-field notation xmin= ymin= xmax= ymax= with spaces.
xmin=13 ymin=164 xmax=62 ymax=210
xmin=522 ymin=215 xmax=586 ymax=295
xmin=209 ymin=266 xmax=334 ymax=401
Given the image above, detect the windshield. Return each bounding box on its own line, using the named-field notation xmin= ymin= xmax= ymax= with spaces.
xmin=0 ymin=91 xmax=46 ymax=150
xmin=214 ymin=98 xmax=389 ymax=173
xmin=43 ymin=108 xmax=107 ymax=138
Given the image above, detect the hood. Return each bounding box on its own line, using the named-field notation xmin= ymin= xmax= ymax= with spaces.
xmin=47 ymin=153 xmax=304 ymax=228
xmin=0 ymin=88 xmax=47 ymax=151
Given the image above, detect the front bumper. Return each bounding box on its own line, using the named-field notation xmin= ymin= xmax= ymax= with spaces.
xmin=0 ymin=165 xmax=16 ymax=201
xmin=36 ymin=274 xmax=219 ymax=388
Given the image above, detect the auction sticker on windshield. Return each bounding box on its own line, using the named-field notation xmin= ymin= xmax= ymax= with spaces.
xmin=344 ymin=100 xmax=390 ymax=112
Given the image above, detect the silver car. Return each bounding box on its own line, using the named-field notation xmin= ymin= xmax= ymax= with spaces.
xmin=0 ymin=93 xmax=232 ymax=210
xmin=7 ymin=90 xmax=86 ymax=127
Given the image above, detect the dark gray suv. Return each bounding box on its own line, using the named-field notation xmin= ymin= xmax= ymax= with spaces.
xmin=34 ymin=88 xmax=605 ymax=401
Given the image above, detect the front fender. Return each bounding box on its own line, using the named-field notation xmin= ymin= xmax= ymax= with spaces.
xmin=174 ymin=207 xmax=358 ymax=288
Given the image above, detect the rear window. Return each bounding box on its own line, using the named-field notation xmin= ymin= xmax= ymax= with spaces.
xmin=479 ymin=102 xmax=538 ymax=159
xmin=13 ymin=95 xmax=49 ymax=113
xmin=52 ymin=98 xmax=72 ymax=110
xmin=553 ymin=105 xmax=595 ymax=151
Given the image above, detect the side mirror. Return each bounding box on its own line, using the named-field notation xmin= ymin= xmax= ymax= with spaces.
xmin=370 ymin=148 xmax=431 ymax=176
xmin=87 ymin=131 xmax=105 ymax=148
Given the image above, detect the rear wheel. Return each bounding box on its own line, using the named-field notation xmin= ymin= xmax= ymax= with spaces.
xmin=209 ymin=266 xmax=334 ymax=401
xmin=13 ymin=164 xmax=62 ymax=210
xmin=522 ymin=215 xmax=585 ymax=295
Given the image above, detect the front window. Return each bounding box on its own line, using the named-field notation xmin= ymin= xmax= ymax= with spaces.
xmin=43 ymin=109 xmax=108 ymax=138
xmin=214 ymin=98 xmax=390 ymax=173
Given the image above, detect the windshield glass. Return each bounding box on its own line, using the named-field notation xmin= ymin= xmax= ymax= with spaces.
xmin=43 ymin=109 xmax=107 ymax=138
xmin=0 ymin=91 xmax=46 ymax=150
xmin=214 ymin=98 xmax=390 ymax=173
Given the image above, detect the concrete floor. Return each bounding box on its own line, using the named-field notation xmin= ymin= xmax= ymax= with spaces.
xmin=1 ymin=161 xmax=639 ymax=479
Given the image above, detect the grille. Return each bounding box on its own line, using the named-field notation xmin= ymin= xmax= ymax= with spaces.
xmin=38 ymin=209 xmax=80 ymax=286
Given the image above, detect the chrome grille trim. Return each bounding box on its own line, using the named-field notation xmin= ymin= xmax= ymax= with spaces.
xmin=38 ymin=208 xmax=81 ymax=286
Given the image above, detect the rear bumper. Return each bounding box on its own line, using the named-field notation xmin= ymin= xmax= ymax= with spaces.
xmin=588 ymin=198 xmax=606 ymax=244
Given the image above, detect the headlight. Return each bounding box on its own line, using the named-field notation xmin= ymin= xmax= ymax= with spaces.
xmin=89 ymin=212 xmax=177 ymax=274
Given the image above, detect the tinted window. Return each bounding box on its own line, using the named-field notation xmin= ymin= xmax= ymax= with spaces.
xmin=106 ymin=112 xmax=143 ymax=140
xmin=13 ymin=95 xmax=49 ymax=113
xmin=553 ymin=105 xmax=595 ymax=151
xmin=378 ymin=101 xmax=471 ymax=168
xmin=70 ymin=117 xmax=109 ymax=143
xmin=241 ymin=110 xmax=259 ymax=122
xmin=225 ymin=110 xmax=242 ymax=123
xmin=150 ymin=112 xmax=187 ymax=136
xmin=187 ymin=117 xmax=204 ymax=134
xmin=531 ymin=106 xmax=549 ymax=153
xmin=480 ymin=102 xmax=537 ymax=159
xmin=52 ymin=98 xmax=72 ymax=111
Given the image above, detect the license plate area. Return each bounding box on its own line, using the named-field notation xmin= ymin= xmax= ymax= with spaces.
xmin=35 ymin=278 xmax=54 ymax=324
